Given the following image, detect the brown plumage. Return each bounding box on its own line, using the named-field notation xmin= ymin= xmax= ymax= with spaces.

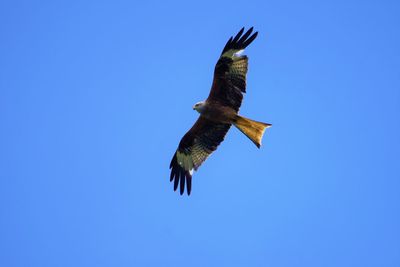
xmin=170 ymin=27 xmax=271 ymax=195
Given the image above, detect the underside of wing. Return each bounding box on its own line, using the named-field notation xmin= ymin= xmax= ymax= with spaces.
xmin=169 ymin=117 xmax=231 ymax=195
xmin=208 ymin=27 xmax=258 ymax=112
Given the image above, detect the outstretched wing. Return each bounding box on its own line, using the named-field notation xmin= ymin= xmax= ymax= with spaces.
xmin=207 ymin=27 xmax=258 ymax=112
xmin=170 ymin=117 xmax=231 ymax=195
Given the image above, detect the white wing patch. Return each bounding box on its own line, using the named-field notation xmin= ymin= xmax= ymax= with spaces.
xmin=176 ymin=151 xmax=194 ymax=173
xmin=233 ymin=49 xmax=245 ymax=57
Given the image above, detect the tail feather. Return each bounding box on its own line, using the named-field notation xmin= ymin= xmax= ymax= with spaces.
xmin=233 ymin=115 xmax=271 ymax=148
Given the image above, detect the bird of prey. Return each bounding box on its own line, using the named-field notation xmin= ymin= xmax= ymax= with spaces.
xmin=170 ymin=27 xmax=271 ymax=195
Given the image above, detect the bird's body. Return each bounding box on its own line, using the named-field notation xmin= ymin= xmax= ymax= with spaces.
xmin=194 ymin=100 xmax=236 ymax=124
xmin=170 ymin=27 xmax=271 ymax=195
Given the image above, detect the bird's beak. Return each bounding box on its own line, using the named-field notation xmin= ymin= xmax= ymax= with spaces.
xmin=192 ymin=105 xmax=196 ymax=110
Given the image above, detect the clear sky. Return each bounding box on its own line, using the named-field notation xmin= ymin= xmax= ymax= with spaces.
xmin=1 ymin=0 xmax=399 ymax=266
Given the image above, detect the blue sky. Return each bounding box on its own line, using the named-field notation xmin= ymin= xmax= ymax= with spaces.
xmin=1 ymin=0 xmax=399 ymax=266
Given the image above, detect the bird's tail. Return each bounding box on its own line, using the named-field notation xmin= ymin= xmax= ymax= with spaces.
xmin=233 ymin=115 xmax=271 ymax=148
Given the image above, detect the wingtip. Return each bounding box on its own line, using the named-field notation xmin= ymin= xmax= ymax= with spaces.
xmin=173 ymin=170 xmax=179 ymax=191
xmin=221 ymin=27 xmax=259 ymax=55
xmin=170 ymin=160 xmax=194 ymax=196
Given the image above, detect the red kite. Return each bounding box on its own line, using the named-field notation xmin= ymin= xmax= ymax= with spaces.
xmin=170 ymin=27 xmax=271 ymax=195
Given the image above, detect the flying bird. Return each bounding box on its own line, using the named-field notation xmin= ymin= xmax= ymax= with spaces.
xmin=170 ymin=27 xmax=271 ymax=195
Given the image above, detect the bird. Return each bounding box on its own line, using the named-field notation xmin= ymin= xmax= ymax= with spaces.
xmin=169 ymin=27 xmax=271 ymax=195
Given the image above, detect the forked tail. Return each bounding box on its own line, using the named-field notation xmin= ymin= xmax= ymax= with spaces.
xmin=233 ymin=115 xmax=271 ymax=148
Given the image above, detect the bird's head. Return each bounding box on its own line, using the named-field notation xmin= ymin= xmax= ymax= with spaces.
xmin=193 ymin=101 xmax=206 ymax=113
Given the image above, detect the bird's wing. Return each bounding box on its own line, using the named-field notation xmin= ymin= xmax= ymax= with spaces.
xmin=207 ymin=27 xmax=258 ymax=112
xmin=170 ymin=116 xmax=231 ymax=195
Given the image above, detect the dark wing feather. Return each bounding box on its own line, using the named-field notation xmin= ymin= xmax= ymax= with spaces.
xmin=170 ymin=117 xmax=231 ymax=195
xmin=208 ymin=27 xmax=258 ymax=112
